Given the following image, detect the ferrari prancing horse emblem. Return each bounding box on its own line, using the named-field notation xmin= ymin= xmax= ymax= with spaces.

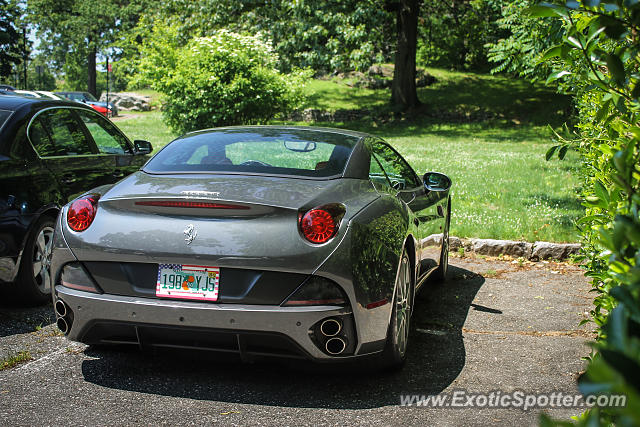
xmin=184 ymin=224 xmax=197 ymax=245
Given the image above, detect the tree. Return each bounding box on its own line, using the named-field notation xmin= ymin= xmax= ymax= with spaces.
xmin=418 ymin=0 xmax=506 ymax=72
xmin=485 ymin=0 xmax=562 ymax=80
xmin=389 ymin=0 xmax=420 ymax=109
xmin=0 ymin=0 xmax=23 ymax=79
xmin=122 ymin=0 xmax=393 ymax=78
xmin=27 ymin=0 xmax=147 ymax=96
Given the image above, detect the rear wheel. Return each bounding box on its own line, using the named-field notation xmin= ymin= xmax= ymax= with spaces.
xmin=381 ymin=249 xmax=413 ymax=369
xmin=16 ymin=216 xmax=55 ymax=305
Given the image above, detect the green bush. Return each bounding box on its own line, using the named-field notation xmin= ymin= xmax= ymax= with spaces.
xmin=142 ymin=29 xmax=307 ymax=134
xmin=534 ymin=1 xmax=640 ymax=425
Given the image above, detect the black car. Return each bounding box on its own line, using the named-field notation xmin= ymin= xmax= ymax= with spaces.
xmin=0 ymin=94 xmax=152 ymax=304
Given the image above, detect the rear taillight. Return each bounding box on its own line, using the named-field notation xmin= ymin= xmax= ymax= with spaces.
xmin=299 ymin=203 xmax=346 ymax=244
xmin=67 ymin=194 xmax=99 ymax=232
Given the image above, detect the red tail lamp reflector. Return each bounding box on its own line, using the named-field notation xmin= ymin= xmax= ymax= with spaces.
xmin=61 ymin=263 xmax=100 ymax=293
xmin=300 ymin=209 xmax=336 ymax=244
xmin=135 ymin=201 xmax=250 ymax=209
xmin=366 ymin=299 xmax=388 ymax=310
xmin=282 ymin=276 xmax=347 ymax=306
xmin=67 ymin=194 xmax=100 ymax=232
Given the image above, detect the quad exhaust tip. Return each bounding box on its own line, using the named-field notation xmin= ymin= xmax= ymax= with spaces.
xmin=320 ymin=318 xmax=341 ymax=337
xmin=325 ymin=337 xmax=346 ymax=355
xmin=54 ymin=300 xmax=67 ymax=318
xmin=56 ymin=317 xmax=69 ymax=334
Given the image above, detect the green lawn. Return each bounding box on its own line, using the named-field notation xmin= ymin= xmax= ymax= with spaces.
xmin=112 ymin=111 xmax=178 ymax=150
xmin=304 ymin=67 xmax=572 ymax=127
xmin=114 ymin=69 xmax=583 ymax=243
xmin=374 ymin=122 xmax=582 ymax=242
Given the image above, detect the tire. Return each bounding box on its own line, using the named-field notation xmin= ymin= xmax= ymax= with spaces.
xmin=433 ymin=197 xmax=451 ymax=282
xmin=381 ymin=249 xmax=413 ymax=369
xmin=15 ymin=216 xmax=55 ymax=305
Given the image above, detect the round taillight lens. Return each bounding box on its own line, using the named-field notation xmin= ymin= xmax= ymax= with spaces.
xmin=67 ymin=195 xmax=99 ymax=232
xmin=300 ymin=209 xmax=337 ymax=244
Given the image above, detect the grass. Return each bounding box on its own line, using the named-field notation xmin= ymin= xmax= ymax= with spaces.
xmin=0 ymin=351 xmax=32 ymax=371
xmin=112 ymin=111 xmax=177 ymax=151
xmin=113 ymin=68 xmax=583 ymax=242
xmin=304 ymin=67 xmax=572 ymax=127
xmin=304 ymin=79 xmax=389 ymax=111
xmin=483 ymin=269 xmax=499 ymax=278
xmin=350 ymin=120 xmax=583 ymax=242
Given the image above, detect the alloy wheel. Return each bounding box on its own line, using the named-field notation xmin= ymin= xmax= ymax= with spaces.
xmin=394 ymin=255 xmax=412 ymax=357
xmin=32 ymin=226 xmax=54 ymax=294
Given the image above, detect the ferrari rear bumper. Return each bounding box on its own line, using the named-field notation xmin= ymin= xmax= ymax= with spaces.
xmin=54 ymin=285 xmax=364 ymax=361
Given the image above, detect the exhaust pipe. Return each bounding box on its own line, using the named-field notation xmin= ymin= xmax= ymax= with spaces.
xmin=320 ymin=318 xmax=342 ymax=337
xmin=56 ymin=317 xmax=69 ymax=334
xmin=325 ymin=337 xmax=346 ymax=355
xmin=54 ymin=300 xmax=67 ymax=318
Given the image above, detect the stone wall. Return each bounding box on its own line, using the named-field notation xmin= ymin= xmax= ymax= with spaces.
xmin=423 ymin=235 xmax=581 ymax=261
xmin=99 ymin=92 xmax=151 ymax=111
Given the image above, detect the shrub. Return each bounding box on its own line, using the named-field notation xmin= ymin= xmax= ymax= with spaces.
xmin=534 ymin=1 xmax=640 ymax=425
xmin=145 ymin=29 xmax=307 ymax=134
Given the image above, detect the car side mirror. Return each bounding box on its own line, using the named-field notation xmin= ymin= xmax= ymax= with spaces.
xmin=423 ymin=172 xmax=451 ymax=192
xmin=134 ymin=140 xmax=152 ymax=155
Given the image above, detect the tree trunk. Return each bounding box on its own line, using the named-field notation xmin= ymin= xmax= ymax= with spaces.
xmin=87 ymin=41 xmax=96 ymax=97
xmin=391 ymin=0 xmax=420 ymax=109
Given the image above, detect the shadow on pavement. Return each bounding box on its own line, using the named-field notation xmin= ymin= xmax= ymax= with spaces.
xmin=80 ymin=264 xmax=486 ymax=409
xmin=0 ymin=283 xmax=55 ymax=338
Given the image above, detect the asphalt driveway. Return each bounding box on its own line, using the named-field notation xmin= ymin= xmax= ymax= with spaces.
xmin=0 ymin=256 xmax=593 ymax=426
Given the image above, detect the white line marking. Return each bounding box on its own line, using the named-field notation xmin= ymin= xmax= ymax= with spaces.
xmin=7 ymin=347 xmax=68 ymax=376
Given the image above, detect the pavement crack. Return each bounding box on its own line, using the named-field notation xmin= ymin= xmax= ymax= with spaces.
xmin=461 ymin=328 xmax=595 ymax=338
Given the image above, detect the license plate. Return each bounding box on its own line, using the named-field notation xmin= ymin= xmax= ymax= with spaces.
xmin=156 ymin=264 xmax=220 ymax=301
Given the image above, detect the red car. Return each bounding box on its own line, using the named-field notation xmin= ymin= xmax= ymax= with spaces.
xmin=88 ymin=103 xmax=113 ymax=117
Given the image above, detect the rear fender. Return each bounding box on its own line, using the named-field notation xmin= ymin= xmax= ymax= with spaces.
xmin=313 ymin=196 xmax=411 ymax=353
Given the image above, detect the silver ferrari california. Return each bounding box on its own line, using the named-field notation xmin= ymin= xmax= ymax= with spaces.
xmin=50 ymin=126 xmax=451 ymax=368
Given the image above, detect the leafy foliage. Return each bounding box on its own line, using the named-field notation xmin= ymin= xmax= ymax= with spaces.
xmin=146 ymin=30 xmax=307 ymax=134
xmin=486 ymin=0 xmax=564 ymax=79
xmin=123 ymin=0 xmax=393 ymax=77
xmin=0 ymin=0 xmax=23 ymax=79
xmin=26 ymin=0 xmax=148 ymax=94
xmin=534 ymin=1 xmax=640 ymax=424
xmin=418 ymin=0 xmax=507 ymax=72
xmin=26 ymin=55 xmax=57 ymax=90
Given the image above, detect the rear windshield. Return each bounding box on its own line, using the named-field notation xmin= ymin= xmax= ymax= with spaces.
xmin=143 ymin=128 xmax=360 ymax=178
xmin=0 ymin=109 xmax=13 ymax=130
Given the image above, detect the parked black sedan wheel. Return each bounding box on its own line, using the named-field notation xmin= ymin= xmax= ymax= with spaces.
xmin=16 ymin=216 xmax=55 ymax=305
xmin=382 ymin=249 xmax=413 ymax=368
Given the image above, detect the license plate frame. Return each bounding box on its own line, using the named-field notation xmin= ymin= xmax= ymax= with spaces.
xmin=156 ymin=263 xmax=220 ymax=301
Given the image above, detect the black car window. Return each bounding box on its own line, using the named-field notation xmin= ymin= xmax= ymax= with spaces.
xmin=29 ymin=108 xmax=95 ymax=157
xmin=64 ymin=93 xmax=82 ymax=101
xmin=368 ymin=147 xmax=392 ymax=190
xmin=371 ymin=141 xmax=419 ymax=190
xmin=76 ymin=110 xmax=130 ymax=154
xmin=0 ymin=109 xmax=13 ymax=130
xmin=29 ymin=118 xmax=60 ymax=157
